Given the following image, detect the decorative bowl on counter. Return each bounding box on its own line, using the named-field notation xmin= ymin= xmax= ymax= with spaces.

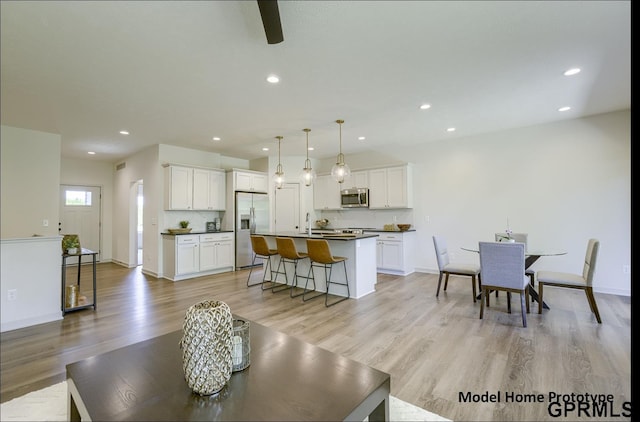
xmin=315 ymin=219 xmax=330 ymax=229
xmin=396 ymin=224 xmax=412 ymax=232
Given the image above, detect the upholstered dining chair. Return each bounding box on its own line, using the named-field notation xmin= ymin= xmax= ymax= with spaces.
xmin=433 ymin=235 xmax=481 ymax=302
xmin=537 ymin=238 xmax=601 ymax=323
xmin=478 ymin=241 xmax=530 ymax=327
xmin=494 ymin=232 xmax=536 ymax=289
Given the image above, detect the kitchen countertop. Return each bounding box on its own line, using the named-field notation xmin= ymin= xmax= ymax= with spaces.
xmin=256 ymin=231 xmax=379 ymax=241
xmin=161 ymin=230 xmax=233 ymax=235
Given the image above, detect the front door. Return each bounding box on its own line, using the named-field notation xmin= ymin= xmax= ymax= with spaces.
xmin=59 ymin=185 xmax=102 ymax=264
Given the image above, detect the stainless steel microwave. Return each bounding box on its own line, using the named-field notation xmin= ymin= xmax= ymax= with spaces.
xmin=341 ymin=188 xmax=369 ymax=208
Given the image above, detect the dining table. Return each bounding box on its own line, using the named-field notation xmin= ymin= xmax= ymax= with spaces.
xmin=461 ymin=245 xmax=567 ymax=310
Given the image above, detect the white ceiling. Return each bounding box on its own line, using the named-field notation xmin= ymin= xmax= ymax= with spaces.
xmin=0 ymin=1 xmax=630 ymax=163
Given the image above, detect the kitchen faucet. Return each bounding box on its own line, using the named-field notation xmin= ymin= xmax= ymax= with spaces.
xmin=306 ymin=212 xmax=311 ymax=236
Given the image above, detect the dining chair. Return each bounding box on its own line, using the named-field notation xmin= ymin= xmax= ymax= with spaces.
xmin=433 ymin=235 xmax=481 ymax=303
xmin=537 ymin=239 xmax=601 ymax=323
xmin=494 ymin=232 xmax=536 ymax=289
xmin=478 ymin=241 xmax=530 ymax=327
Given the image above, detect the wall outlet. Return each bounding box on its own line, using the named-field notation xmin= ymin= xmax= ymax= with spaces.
xmin=7 ymin=289 xmax=17 ymax=301
xmin=42 ymin=219 xmax=49 ymax=227
xmin=393 ymin=215 xmax=397 ymax=222
xmin=623 ymin=265 xmax=630 ymax=274
xmin=424 ymin=215 xmax=430 ymax=223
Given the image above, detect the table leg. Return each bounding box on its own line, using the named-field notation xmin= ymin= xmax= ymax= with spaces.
xmin=61 ymin=255 xmax=66 ymax=313
xmin=92 ymin=254 xmax=97 ymax=310
xmin=524 ymin=255 xmax=550 ymax=310
xmin=77 ymin=254 xmax=82 ymax=286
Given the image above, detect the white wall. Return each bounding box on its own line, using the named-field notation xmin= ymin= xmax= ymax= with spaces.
xmin=1 ymin=125 xmax=61 ymax=238
xmin=315 ymin=110 xmax=630 ymax=296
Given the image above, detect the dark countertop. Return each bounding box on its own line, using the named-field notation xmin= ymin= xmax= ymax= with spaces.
xmin=161 ymin=230 xmax=233 ymax=236
xmin=363 ymin=229 xmax=416 ymax=233
xmin=256 ymin=231 xmax=379 ymax=241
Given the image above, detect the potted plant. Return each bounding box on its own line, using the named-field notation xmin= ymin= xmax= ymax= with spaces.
xmin=179 ymin=220 xmax=190 ymax=229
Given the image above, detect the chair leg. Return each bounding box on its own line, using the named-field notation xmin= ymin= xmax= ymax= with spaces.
xmin=325 ymin=261 xmax=349 ymax=307
xmin=525 ymin=288 xmax=530 ymax=313
xmin=585 ymin=287 xmax=602 ymax=323
xmin=272 ymin=257 xmax=290 ymax=293
xmin=538 ymin=283 xmax=544 ymax=314
xmin=471 ymin=275 xmax=477 ymax=303
xmin=520 ymin=292 xmax=527 ymax=327
xmin=302 ymin=263 xmax=324 ymax=302
xmin=443 ymin=273 xmax=450 ymax=291
xmin=479 ymin=288 xmax=485 ymax=319
xmin=506 ymin=292 xmax=511 ymax=313
xmin=246 ymin=253 xmax=259 ymax=287
xmin=260 ymin=256 xmax=275 ymax=291
xmin=436 ymin=272 xmax=444 ymax=297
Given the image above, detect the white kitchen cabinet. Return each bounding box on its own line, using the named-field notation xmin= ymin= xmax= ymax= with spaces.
xmin=235 ymin=170 xmax=268 ymax=193
xmin=313 ymin=174 xmax=342 ymax=210
xmin=368 ymin=165 xmax=413 ymax=209
xmin=162 ymin=232 xmax=235 ymax=281
xmin=370 ymin=230 xmax=416 ymax=276
xmin=164 ymin=165 xmax=193 ymax=210
xmin=164 ymin=165 xmax=226 ymax=210
xmin=199 ymin=232 xmax=234 ymax=271
xmin=193 ymin=168 xmax=226 ymax=210
xmin=176 ymin=235 xmax=200 ymax=275
xmin=347 ymin=170 xmax=369 ymax=189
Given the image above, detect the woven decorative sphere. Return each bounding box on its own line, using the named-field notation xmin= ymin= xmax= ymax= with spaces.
xmin=180 ymin=300 xmax=234 ymax=395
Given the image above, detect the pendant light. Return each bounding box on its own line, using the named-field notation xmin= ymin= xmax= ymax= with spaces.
xmin=274 ymin=136 xmax=285 ymax=189
xmin=330 ymin=119 xmax=351 ymax=184
xmin=300 ymin=128 xmax=316 ymax=187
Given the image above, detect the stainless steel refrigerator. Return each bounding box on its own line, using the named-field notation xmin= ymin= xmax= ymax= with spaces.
xmin=235 ymin=191 xmax=270 ymax=268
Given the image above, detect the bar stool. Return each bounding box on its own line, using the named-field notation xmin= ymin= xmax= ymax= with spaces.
xmin=247 ymin=235 xmax=279 ymax=290
xmin=272 ymin=237 xmax=312 ymax=298
xmin=305 ymin=238 xmax=350 ymax=307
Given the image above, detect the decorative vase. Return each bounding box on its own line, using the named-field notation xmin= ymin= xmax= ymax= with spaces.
xmin=231 ymin=319 xmax=250 ymax=372
xmin=180 ymin=300 xmax=234 ymax=395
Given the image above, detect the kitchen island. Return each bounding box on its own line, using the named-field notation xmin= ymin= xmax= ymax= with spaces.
xmin=256 ymin=232 xmax=379 ymax=299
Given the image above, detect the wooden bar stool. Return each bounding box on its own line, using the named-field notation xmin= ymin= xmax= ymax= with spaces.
xmin=272 ymin=237 xmax=312 ymax=298
xmin=247 ymin=235 xmax=279 ymax=290
xmin=305 ymin=239 xmax=350 ymax=307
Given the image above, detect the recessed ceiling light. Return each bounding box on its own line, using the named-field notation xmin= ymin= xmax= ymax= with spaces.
xmin=266 ymin=75 xmax=280 ymax=84
xmin=446 ymin=127 xmax=456 ymax=132
xmin=262 ymin=147 xmax=269 ymax=151
xmin=558 ymin=106 xmax=571 ymax=112
xmin=564 ymin=68 xmax=581 ymax=76
xmin=88 ymin=151 xmax=96 ymax=155
xmin=119 ymin=130 xmax=129 ymax=135
xmin=212 ymin=137 xmax=221 ymax=141
xmin=420 ymin=104 xmax=431 ymax=110
xmin=358 ymin=136 xmax=366 ymax=140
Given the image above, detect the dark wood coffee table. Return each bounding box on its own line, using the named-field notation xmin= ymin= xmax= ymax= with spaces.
xmin=66 ymin=318 xmax=391 ymax=421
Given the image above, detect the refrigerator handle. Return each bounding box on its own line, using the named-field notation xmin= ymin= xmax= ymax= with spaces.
xmin=249 ymin=207 xmax=256 ymax=234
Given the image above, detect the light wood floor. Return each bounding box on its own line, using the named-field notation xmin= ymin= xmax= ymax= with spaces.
xmin=1 ymin=263 xmax=631 ymax=421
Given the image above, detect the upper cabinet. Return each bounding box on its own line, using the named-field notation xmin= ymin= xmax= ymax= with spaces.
xmin=193 ymin=168 xmax=226 ymax=210
xmin=347 ymin=170 xmax=369 ymax=189
xmin=314 ymin=174 xmax=342 ymax=210
xmin=164 ymin=165 xmax=193 ymax=210
xmin=234 ymin=170 xmax=268 ymax=193
xmin=164 ymin=165 xmax=226 ymax=211
xmin=368 ymin=164 xmax=413 ymax=209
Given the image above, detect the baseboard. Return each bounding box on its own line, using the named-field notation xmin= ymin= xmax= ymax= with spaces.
xmin=1 ymin=312 xmax=63 ymax=333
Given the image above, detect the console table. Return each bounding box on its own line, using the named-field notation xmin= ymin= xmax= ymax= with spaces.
xmin=67 ymin=319 xmax=391 ymax=421
xmin=61 ymin=248 xmax=97 ymax=315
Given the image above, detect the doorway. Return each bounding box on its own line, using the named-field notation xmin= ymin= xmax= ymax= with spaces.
xmin=59 ymin=185 xmax=102 ymax=265
xmin=274 ymin=183 xmax=300 ymax=233
xmin=136 ymin=182 xmax=143 ymax=266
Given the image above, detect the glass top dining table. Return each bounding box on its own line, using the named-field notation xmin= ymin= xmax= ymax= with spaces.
xmin=461 ymin=245 xmax=567 ymax=309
